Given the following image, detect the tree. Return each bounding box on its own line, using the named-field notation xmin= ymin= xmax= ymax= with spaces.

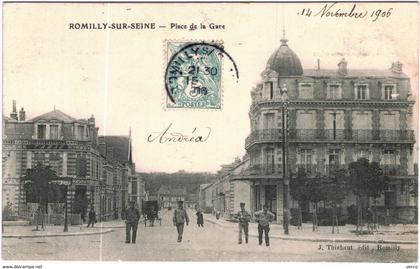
xmin=305 ymin=174 xmax=328 ymax=232
xmin=324 ymin=169 xmax=348 ymax=234
xmin=347 ymin=158 xmax=388 ymax=233
xmin=409 ymin=179 xmax=418 ymax=224
xmin=290 ymin=170 xmax=309 ymax=229
xmin=23 ymin=163 xmax=61 ymax=230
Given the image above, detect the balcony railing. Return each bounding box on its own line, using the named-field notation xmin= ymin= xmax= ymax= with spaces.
xmin=245 ymin=163 xmax=403 ymax=177
xmin=246 ymin=163 xmax=283 ymax=176
xmin=2 ymin=138 xmax=92 ymax=146
xmin=382 ymin=164 xmax=401 ymax=176
xmin=245 ymin=129 xmax=414 ymax=148
xmin=297 ymin=164 xmax=318 ymax=175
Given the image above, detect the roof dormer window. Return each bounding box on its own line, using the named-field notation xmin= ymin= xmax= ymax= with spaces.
xmin=355 ymin=83 xmax=369 ymax=100
xmin=383 ymin=84 xmax=397 ymax=100
xmin=264 ymin=81 xmax=274 ymax=100
xmin=327 ymin=83 xmax=342 ymax=100
xmin=50 ymin=125 xmax=59 ymax=139
xmin=77 ymin=125 xmax=85 ymax=140
xmin=37 ymin=124 xmax=46 ymax=139
xmin=299 ymin=83 xmax=314 ymax=99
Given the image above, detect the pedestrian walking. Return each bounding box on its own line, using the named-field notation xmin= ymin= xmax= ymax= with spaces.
xmin=173 ymin=200 xmax=189 ymax=242
xmin=87 ymin=208 xmax=96 ymax=228
xmin=254 ymin=205 xmax=275 ymax=246
xmin=235 ymin=202 xmax=251 ymax=244
xmin=81 ymin=210 xmax=86 ymax=223
xmin=125 ymin=200 xmax=140 ymax=244
xmin=148 ymin=209 xmax=155 ymax=227
xmin=196 ymin=209 xmax=204 ymax=227
xmin=366 ymin=207 xmax=374 ymax=232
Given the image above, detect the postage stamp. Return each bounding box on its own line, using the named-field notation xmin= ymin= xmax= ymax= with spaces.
xmin=164 ymin=41 xmax=224 ymax=109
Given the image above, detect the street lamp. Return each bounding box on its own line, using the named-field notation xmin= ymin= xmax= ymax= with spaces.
xmin=281 ymin=83 xmax=290 ymax=235
xmin=63 ymin=177 xmax=73 ymax=232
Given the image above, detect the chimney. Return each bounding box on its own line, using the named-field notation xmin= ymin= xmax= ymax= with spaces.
xmin=98 ymin=137 xmax=106 ymax=156
xmin=88 ymin=114 xmax=95 ymax=125
xmin=10 ymin=100 xmax=18 ymax=120
xmin=19 ymin=107 xmax=26 ymax=121
xmin=317 ymin=59 xmax=320 ymax=70
xmin=338 ymin=58 xmax=348 ymax=76
xmin=391 ymin=61 xmax=403 ymax=74
xmin=107 ymin=146 xmax=114 ymax=161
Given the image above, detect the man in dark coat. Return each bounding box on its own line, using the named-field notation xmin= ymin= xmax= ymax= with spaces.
xmin=173 ymin=201 xmax=189 ymax=242
xmin=87 ymin=208 xmax=96 ymax=228
xmin=196 ymin=209 xmax=204 ymax=227
xmin=126 ymin=200 xmax=140 ymax=244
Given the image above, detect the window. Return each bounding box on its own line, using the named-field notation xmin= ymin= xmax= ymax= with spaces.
xmin=33 ymin=152 xmax=45 ymax=165
xmin=356 ymin=85 xmax=369 ymax=100
xmin=263 ymin=113 xmax=275 ymax=129
xmin=49 ymin=153 xmax=61 ymax=174
xmin=50 ymin=125 xmax=59 ymax=139
xmin=265 ymin=81 xmax=274 ymax=99
xmin=384 ymin=85 xmax=395 ymax=100
xmin=299 ymin=149 xmax=313 ymax=174
xmin=76 ymin=154 xmax=87 ymax=177
xmin=356 ymin=149 xmax=370 ymax=161
xmin=380 ymin=112 xmax=399 ymax=130
xmin=77 ymin=125 xmax=85 ymax=140
xmin=265 ymin=148 xmax=275 ymax=174
xmin=329 ymin=149 xmax=340 ymax=166
xmin=299 ymin=83 xmax=313 ymax=99
xmin=383 ymin=149 xmax=396 ymax=165
xmin=131 ymin=179 xmax=137 ymax=195
xmin=327 ymin=84 xmax=342 ymax=99
xmin=37 ymin=125 xmax=46 ymax=139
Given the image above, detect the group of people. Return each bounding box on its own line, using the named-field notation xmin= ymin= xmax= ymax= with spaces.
xmin=123 ymin=200 xmax=274 ymax=246
xmin=80 ymin=208 xmax=97 ymax=228
xmin=236 ymin=202 xmax=274 ymax=246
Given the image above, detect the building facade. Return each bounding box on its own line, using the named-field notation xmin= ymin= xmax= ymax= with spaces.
xmin=233 ymin=36 xmax=417 ymax=224
xmin=128 ymin=173 xmax=147 ymax=210
xmin=157 ymin=185 xmax=187 ymax=208
xmin=2 ymin=103 xmax=137 ymax=222
xmin=198 ymin=183 xmax=213 ymax=213
xmin=212 ymin=159 xmax=251 ymax=219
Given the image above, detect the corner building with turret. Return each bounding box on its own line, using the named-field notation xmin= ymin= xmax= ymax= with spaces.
xmin=233 ymin=36 xmax=417 ymax=224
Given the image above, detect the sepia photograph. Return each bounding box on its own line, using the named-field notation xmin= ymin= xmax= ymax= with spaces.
xmin=1 ymin=1 xmax=418 ymax=266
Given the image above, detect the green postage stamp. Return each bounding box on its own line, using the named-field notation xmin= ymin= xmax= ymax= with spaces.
xmin=164 ymin=41 xmax=223 ymax=109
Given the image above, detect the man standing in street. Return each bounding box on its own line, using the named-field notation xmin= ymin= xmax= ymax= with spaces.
xmin=125 ymin=200 xmax=140 ymax=244
xmin=87 ymin=208 xmax=96 ymax=228
xmin=254 ymin=204 xmax=275 ymax=246
xmin=173 ymin=200 xmax=189 ymax=242
xmin=236 ymin=202 xmax=251 ymax=244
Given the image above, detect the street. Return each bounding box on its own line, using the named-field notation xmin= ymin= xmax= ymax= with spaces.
xmin=2 ymin=210 xmax=417 ymax=262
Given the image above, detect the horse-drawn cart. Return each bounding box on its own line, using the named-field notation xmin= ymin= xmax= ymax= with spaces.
xmin=142 ymin=200 xmax=162 ymax=226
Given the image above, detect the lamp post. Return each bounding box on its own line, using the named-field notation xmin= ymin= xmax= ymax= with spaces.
xmin=63 ymin=177 xmax=73 ymax=232
xmin=281 ymin=84 xmax=290 ymax=235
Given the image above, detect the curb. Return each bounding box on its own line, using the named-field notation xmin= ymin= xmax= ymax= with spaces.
xmin=204 ymin=217 xmax=418 ymax=245
xmin=2 ymin=228 xmax=114 ymax=238
xmin=204 ymin=217 xmax=235 ymax=229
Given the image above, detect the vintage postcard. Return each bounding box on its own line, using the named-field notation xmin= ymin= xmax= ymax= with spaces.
xmin=1 ymin=1 xmax=418 ymax=266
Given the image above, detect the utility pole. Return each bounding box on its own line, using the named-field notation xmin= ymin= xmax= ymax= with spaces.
xmin=281 ymin=84 xmax=290 ymax=235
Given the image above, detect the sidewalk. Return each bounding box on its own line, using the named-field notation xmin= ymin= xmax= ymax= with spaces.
xmin=203 ymin=214 xmax=418 ymax=245
xmin=2 ymin=220 xmax=126 ymax=238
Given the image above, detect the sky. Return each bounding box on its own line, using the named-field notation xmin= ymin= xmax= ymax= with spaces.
xmin=3 ymin=2 xmax=418 ymax=173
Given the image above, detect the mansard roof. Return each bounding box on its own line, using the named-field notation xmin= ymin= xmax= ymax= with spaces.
xmin=303 ymin=69 xmax=409 ymax=78
xmin=31 ymin=109 xmax=77 ymax=123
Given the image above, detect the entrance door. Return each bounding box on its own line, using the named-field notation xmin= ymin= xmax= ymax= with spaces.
xmin=265 ymin=185 xmax=277 ymax=220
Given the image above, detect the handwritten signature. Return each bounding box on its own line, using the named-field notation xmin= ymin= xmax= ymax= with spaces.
xmin=147 ymin=123 xmax=211 ymax=143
